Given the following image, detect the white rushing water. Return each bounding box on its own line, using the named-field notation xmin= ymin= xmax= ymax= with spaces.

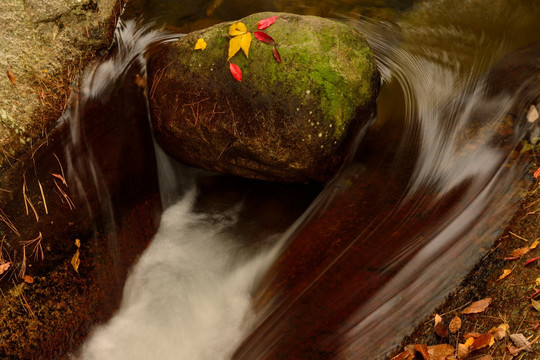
xmin=77 ymin=189 xmax=279 ymax=360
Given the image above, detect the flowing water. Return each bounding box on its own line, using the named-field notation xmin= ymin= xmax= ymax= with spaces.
xmin=58 ymin=0 xmax=540 ymax=359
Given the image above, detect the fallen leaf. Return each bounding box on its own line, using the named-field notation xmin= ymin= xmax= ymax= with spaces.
xmin=476 ymin=355 xmax=493 ymax=360
xmin=414 ymin=344 xmax=432 ymax=360
xmin=461 ymin=298 xmax=492 ymax=314
xmin=257 ymin=15 xmax=278 ymax=30
xmin=0 ymin=262 xmax=11 ymax=275
xmin=532 ymin=298 xmax=540 ymax=312
xmin=435 ymin=321 xmax=448 ymax=338
xmin=229 ymin=62 xmax=242 ymax=82
xmin=71 ymin=249 xmax=80 ymax=273
xmin=135 ymin=74 xmax=146 ymax=88
xmin=7 ymin=70 xmax=16 ymax=86
xmin=427 ymin=344 xmax=454 ymax=359
xmin=457 ymin=343 xmax=470 ymax=359
xmin=511 ymin=246 xmax=530 ymax=258
xmin=527 ymin=105 xmax=539 ymax=123
xmin=535 ymin=167 xmax=540 ymax=179
xmin=536 ymin=277 xmax=540 ymax=286
xmin=228 ymin=32 xmax=251 ymax=60
xmin=434 ymin=314 xmax=442 ymax=326
xmin=254 ymin=31 xmax=275 ymax=44
xmin=531 ymin=239 xmax=539 ymax=249
xmin=194 ymin=38 xmax=207 ymax=50
xmin=509 ymin=333 xmax=533 ymax=352
xmin=506 ymin=344 xmax=521 ymax=356
xmin=23 ymin=275 xmax=34 ymax=283
xmin=228 ymin=22 xmax=247 ymax=36
xmin=449 ymin=315 xmax=462 ymax=333
xmin=470 ymin=332 xmax=494 ymax=350
xmin=490 ymin=324 xmax=509 ymax=340
xmin=464 ymin=337 xmax=475 ymax=347
xmin=390 ymin=350 xmax=415 ymax=360
xmin=75 ymin=238 xmax=81 ymax=248
xmin=240 ymin=32 xmax=252 ymax=57
xmin=524 ymin=256 xmax=540 ymax=266
xmin=272 ymin=46 xmax=282 ymax=63
xmin=498 ymin=269 xmax=512 ymax=280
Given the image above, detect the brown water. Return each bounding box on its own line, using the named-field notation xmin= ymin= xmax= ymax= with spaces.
xmin=13 ymin=0 xmax=539 ymax=359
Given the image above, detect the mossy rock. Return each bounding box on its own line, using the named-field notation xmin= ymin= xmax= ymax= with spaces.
xmin=149 ymin=12 xmax=379 ymax=182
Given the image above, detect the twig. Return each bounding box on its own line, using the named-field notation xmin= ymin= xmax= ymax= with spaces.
xmin=22 ymin=174 xmax=39 ymax=222
xmin=509 ymin=231 xmax=530 ymax=242
xmin=53 ymin=153 xmax=67 ymax=186
xmin=37 ymin=180 xmax=48 ymax=215
xmin=20 ymin=232 xmax=44 ymax=262
xmin=53 ymin=179 xmax=75 ymax=210
xmin=0 ymin=207 xmax=20 ymax=236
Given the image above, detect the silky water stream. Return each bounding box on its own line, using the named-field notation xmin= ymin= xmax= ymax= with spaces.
xmin=55 ymin=1 xmax=540 ymax=359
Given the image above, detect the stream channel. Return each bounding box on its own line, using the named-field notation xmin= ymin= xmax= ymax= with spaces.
xmin=1 ymin=1 xmax=540 ymax=359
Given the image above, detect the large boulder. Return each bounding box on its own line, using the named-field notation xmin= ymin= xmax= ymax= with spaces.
xmin=149 ymin=12 xmax=379 ymax=182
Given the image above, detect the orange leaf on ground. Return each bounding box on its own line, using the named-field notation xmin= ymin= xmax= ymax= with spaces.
xmin=511 ymin=246 xmax=530 ymax=257
xmin=449 ymin=315 xmax=462 ymax=333
xmin=476 ymin=355 xmax=493 ymax=360
xmin=470 ymin=332 xmax=494 ymax=350
xmin=229 ymin=62 xmax=242 ymax=82
xmin=0 ymin=262 xmax=11 ymax=275
xmin=490 ymin=324 xmax=509 ymax=340
xmin=457 ymin=343 xmax=470 ymax=359
xmin=23 ymin=275 xmax=34 ymax=283
xmin=461 ymin=298 xmax=492 ymax=314
xmin=414 ymin=344 xmax=432 ymax=360
xmin=390 ymin=350 xmax=415 ymax=360
xmin=257 ymin=16 xmax=278 ymax=30
xmin=427 ymin=344 xmax=454 ymax=359
xmin=498 ymin=269 xmax=512 ymax=280
xmin=534 ymin=166 xmax=540 ymax=179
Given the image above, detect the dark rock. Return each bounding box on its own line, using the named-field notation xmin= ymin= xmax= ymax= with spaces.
xmin=149 ymin=12 xmax=379 ymax=182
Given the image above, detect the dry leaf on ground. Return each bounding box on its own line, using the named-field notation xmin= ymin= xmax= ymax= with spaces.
xmin=476 ymin=355 xmax=493 ymax=360
xmin=470 ymin=332 xmax=494 ymax=350
xmin=427 ymin=344 xmax=454 ymax=359
xmin=490 ymin=324 xmax=509 ymax=340
xmin=414 ymin=344 xmax=432 ymax=360
xmin=498 ymin=269 xmax=512 ymax=280
xmin=457 ymin=343 xmax=470 ymax=359
xmin=390 ymin=350 xmax=415 ymax=360
xmin=22 ymin=274 xmax=34 ymax=283
xmin=0 ymin=262 xmax=11 ymax=275
xmin=509 ymin=333 xmax=533 ymax=352
xmin=461 ymin=298 xmax=492 ymax=314
xmin=449 ymin=315 xmax=462 ymax=333
xmin=531 ymin=298 xmax=540 ymax=312
xmin=511 ymin=246 xmax=530 ymax=257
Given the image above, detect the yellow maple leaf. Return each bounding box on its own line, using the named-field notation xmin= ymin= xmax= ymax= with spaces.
xmin=228 ymin=22 xmax=247 ymax=36
xmin=194 ymin=38 xmax=207 ymax=51
xmin=228 ymin=33 xmax=251 ymax=60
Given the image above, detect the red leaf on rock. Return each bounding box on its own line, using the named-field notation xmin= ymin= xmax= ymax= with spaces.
xmin=229 ymin=62 xmax=242 ymax=82
xmin=254 ymin=31 xmax=275 ymax=44
xmin=272 ymin=47 xmax=282 ymax=63
xmin=534 ymin=167 xmax=540 ymax=179
xmin=257 ymin=16 xmax=278 ymax=30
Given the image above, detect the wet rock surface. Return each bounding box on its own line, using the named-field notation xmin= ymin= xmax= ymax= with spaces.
xmin=0 ymin=0 xmax=121 ymax=170
xmin=149 ymin=12 xmax=380 ymax=183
